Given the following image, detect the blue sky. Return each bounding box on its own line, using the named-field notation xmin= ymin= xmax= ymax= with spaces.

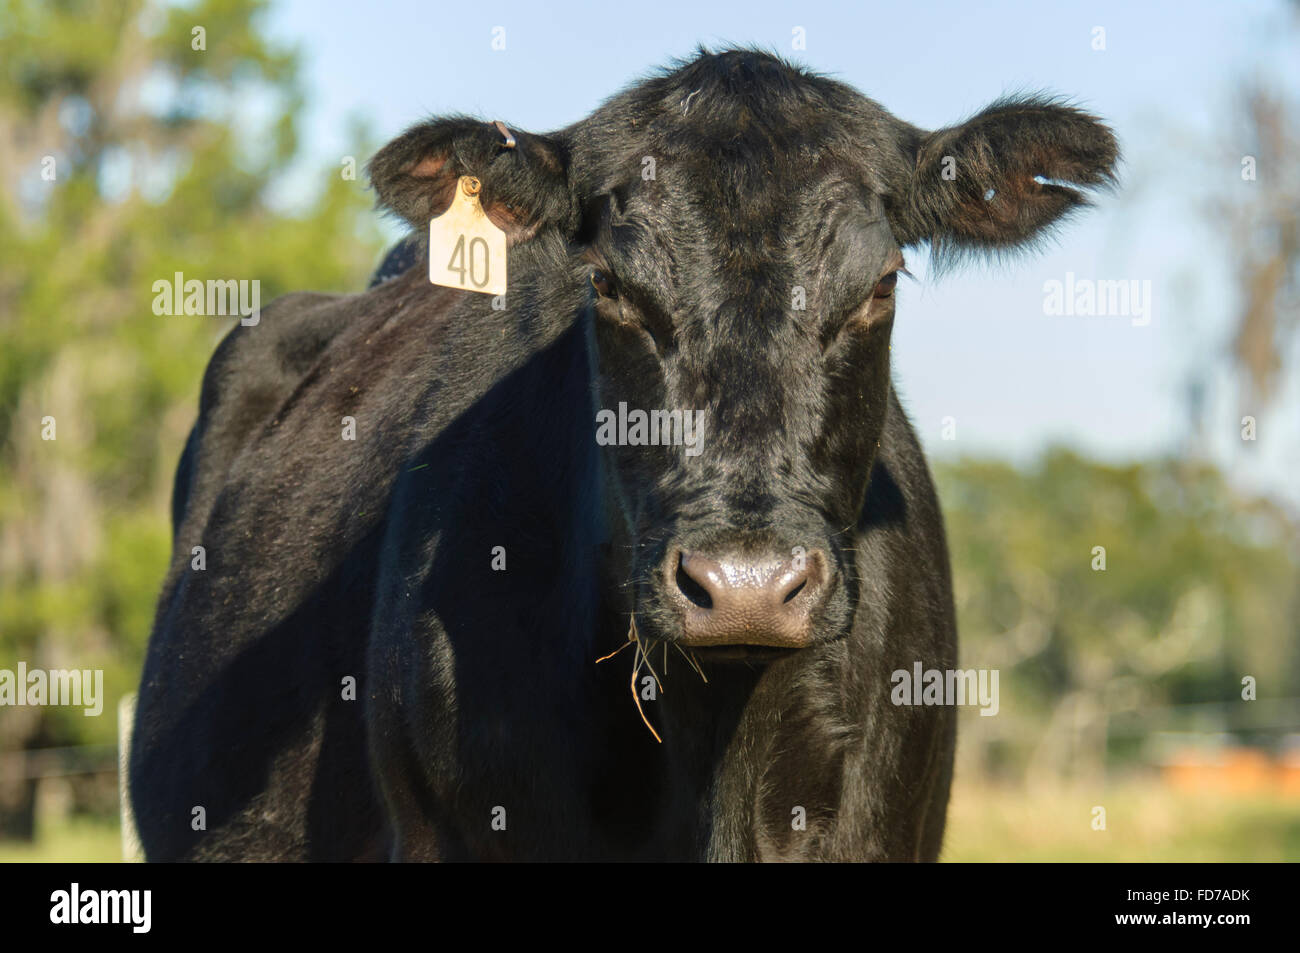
xmin=265 ymin=0 xmax=1300 ymax=506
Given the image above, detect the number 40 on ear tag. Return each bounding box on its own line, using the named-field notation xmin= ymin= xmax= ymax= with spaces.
xmin=429 ymin=175 xmax=507 ymax=296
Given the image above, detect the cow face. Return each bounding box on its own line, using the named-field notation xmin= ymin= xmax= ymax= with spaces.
xmin=369 ymin=50 xmax=1117 ymax=657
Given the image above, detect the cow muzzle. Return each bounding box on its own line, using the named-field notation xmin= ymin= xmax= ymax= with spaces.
xmin=663 ymin=547 xmax=832 ymax=649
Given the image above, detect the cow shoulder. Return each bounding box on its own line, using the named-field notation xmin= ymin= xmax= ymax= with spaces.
xmin=172 ymin=290 xmax=349 ymax=533
xmin=198 ymin=290 xmax=348 ymax=430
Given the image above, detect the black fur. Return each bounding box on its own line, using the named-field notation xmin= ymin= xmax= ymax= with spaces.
xmin=131 ymin=48 xmax=1117 ymax=861
xmin=367 ymin=237 xmax=421 ymax=288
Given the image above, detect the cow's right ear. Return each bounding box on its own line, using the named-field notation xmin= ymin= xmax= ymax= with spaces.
xmin=366 ymin=117 xmax=576 ymax=243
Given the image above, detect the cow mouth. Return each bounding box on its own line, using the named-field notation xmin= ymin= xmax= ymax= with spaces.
xmin=600 ymin=614 xmax=808 ymax=745
xmin=686 ymin=644 xmax=801 ymax=664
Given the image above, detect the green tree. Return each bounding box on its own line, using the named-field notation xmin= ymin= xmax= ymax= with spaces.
xmin=0 ymin=0 xmax=383 ymax=838
xmin=936 ymin=450 xmax=1300 ymax=785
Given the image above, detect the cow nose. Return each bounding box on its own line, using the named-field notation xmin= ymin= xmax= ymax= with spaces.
xmin=668 ymin=549 xmax=831 ymax=648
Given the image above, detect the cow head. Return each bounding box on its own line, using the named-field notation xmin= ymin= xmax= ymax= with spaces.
xmin=369 ymin=49 xmax=1117 ymax=658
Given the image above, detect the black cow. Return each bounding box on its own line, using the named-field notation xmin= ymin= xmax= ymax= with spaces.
xmin=131 ymin=48 xmax=1117 ymax=861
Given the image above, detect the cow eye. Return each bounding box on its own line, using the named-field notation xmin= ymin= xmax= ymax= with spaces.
xmin=873 ymin=271 xmax=898 ymax=299
xmin=590 ymin=270 xmax=617 ymax=299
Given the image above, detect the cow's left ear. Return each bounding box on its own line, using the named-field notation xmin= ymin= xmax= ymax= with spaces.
xmin=885 ymin=97 xmax=1118 ymax=259
xmin=367 ymin=117 xmax=577 ymax=242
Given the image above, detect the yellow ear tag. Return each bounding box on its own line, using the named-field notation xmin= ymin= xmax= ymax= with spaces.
xmin=428 ymin=175 xmax=507 ymax=296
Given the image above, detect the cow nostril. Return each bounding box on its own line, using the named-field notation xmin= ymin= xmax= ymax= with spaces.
xmin=783 ymin=579 xmax=807 ymax=604
xmin=675 ymin=555 xmax=713 ymax=609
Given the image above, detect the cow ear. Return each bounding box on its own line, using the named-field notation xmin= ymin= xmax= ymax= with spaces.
xmin=886 ymin=97 xmax=1118 ymax=263
xmin=366 ymin=117 xmax=576 ymax=242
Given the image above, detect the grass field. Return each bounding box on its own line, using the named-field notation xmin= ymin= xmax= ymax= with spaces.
xmin=944 ymin=776 xmax=1300 ymax=861
xmin=3 ymin=777 xmax=1297 ymax=862
xmin=0 ymin=816 xmax=121 ymax=863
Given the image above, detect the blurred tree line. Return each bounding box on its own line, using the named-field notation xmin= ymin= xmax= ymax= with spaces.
xmin=1219 ymin=0 xmax=1300 ymax=408
xmin=936 ymin=452 xmax=1300 ymax=785
xmin=0 ymin=0 xmax=381 ymax=837
xmin=1 ymin=0 xmax=1297 ymax=844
